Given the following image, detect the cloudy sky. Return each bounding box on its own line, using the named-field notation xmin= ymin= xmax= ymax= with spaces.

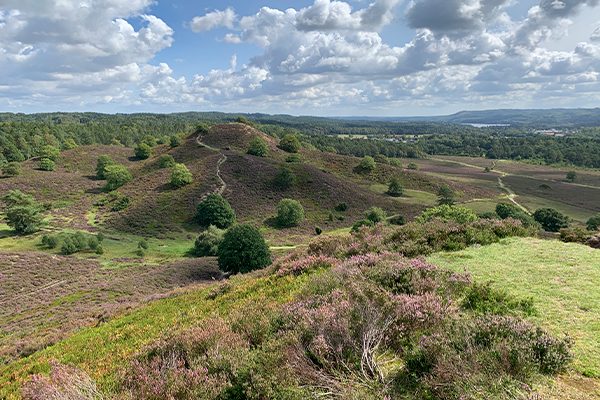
xmin=1 ymin=0 xmax=599 ymax=115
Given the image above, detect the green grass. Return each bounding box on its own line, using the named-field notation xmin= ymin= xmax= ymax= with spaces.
xmin=461 ymin=198 xmax=501 ymax=214
xmin=0 ymin=271 xmax=312 ymax=399
xmin=518 ymin=195 xmax=593 ymax=223
xmin=369 ymin=184 xmax=438 ymax=206
xmin=429 ymin=237 xmax=600 ymax=378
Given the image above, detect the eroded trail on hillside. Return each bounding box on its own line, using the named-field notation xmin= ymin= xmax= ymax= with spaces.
xmin=196 ymin=132 xmax=228 ymax=197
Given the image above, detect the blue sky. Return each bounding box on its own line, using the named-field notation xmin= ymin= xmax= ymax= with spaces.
xmin=1 ymin=0 xmax=600 ymax=116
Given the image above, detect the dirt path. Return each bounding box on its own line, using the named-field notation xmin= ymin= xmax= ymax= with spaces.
xmin=430 ymin=157 xmax=530 ymax=213
xmin=196 ymin=132 xmax=228 ymax=197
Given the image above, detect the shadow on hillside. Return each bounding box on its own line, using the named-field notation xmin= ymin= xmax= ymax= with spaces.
xmin=85 ymin=187 xmax=104 ymax=195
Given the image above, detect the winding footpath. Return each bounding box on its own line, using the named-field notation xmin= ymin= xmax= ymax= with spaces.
xmin=196 ymin=132 xmax=228 ymax=197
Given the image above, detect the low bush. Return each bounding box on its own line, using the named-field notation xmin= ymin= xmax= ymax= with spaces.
xmin=533 ymin=208 xmax=569 ymax=232
xmin=334 ymin=202 xmax=348 ymax=212
xmin=170 ymin=135 xmax=182 ymax=148
xmin=195 ymin=194 xmax=236 ymax=229
xmin=171 ymin=163 xmax=193 ymax=188
xmin=104 ymin=165 xmax=132 ymax=191
xmin=365 ymin=207 xmax=387 ymax=224
xmin=217 ymin=224 xmax=271 ymax=274
xmin=586 ymin=214 xmax=600 ymax=231
xmin=158 ymin=154 xmax=176 ymax=168
xmin=276 ymin=199 xmax=305 ymax=227
xmin=2 ymin=162 xmax=21 ymax=176
xmin=194 ymin=225 xmax=225 ymax=257
xmin=135 ymin=143 xmax=152 ymax=160
xmin=285 ymin=154 xmax=302 ymax=163
xmin=417 ymin=204 xmax=477 ymax=224
xmin=1 ymin=190 xmax=45 ymax=235
xmin=496 ymin=203 xmax=536 ymax=227
xmin=96 ymin=155 xmax=115 ymax=179
xmin=387 ymin=177 xmax=404 ymax=197
xmin=462 ymin=282 xmax=535 ymax=316
xmin=355 ymin=156 xmax=376 ymax=174
xmin=41 ymin=235 xmax=59 ymax=249
xmin=23 ymin=361 xmax=104 ymax=400
xmin=278 ymin=134 xmax=301 ymax=153
xmin=272 ymin=166 xmax=296 ymax=190
xmin=559 ymin=227 xmax=590 ymax=244
xmin=247 ymin=137 xmax=269 ymax=157
xmin=38 ymin=158 xmax=55 ymax=171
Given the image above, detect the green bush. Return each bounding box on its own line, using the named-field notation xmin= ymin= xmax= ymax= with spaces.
xmin=158 ymin=154 xmax=176 ymax=168
xmin=96 ymin=155 xmax=115 ymax=179
xmin=417 ymin=205 xmax=478 ymax=224
xmin=586 ymin=214 xmax=600 ymax=231
xmin=496 ymin=203 xmax=536 ymax=227
xmin=135 ymin=143 xmax=152 ymax=160
xmin=171 ymin=163 xmax=193 ymax=188
xmin=41 ymin=234 xmax=59 ymax=249
xmin=272 ymin=166 xmax=296 ymax=190
xmin=104 ymin=164 xmax=132 ymax=191
xmin=1 ymin=190 xmax=44 ymax=234
xmin=138 ymin=239 xmax=149 ymax=250
xmin=387 ymin=177 xmax=404 ymax=197
xmin=38 ymin=158 xmax=55 ymax=171
xmin=110 ymin=193 xmax=130 ymax=211
xmin=407 ymin=162 xmax=418 ymax=170
xmin=462 ymin=282 xmax=535 ymax=316
xmin=334 ymin=202 xmax=348 ymax=212
xmin=218 ymin=224 xmax=271 ymax=274
xmin=170 ymin=136 xmax=182 ymax=148
xmin=278 ymin=134 xmax=301 ymax=153
xmin=365 ymin=207 xmax=387 ymax=223
xmin=389 ymin=214 xmax=406 ymax=225
xmin=355 ymin=156 xmax=375 ymax=173
xmin=40 ymin=145 xmax=60 ymax=161
xmin=533 ymin=208 xmax=569 ymax=232
xmin=566 ymin=171 xmax=577 ymax=182
xmin=285 ymin=154 xmax=302 ymax=163
xmin=276 ymin=199 xmax=305 ymax=227
xmin=194 ymin=225 xmax=225 ymax=256
xmin=351 ymin=219 xmax=375 ymax=232
xmin=559 ymin=227 xmax=590 ymax=244
xmin=315 ymin=226 xmax=323 ymax=235
xmin=195 ymin=194 xmax=236 ymax=229
xmin=437 ymin=185 xmax=456 ymax=205
xmin=247 ymin=137 xmax=269 ymax=157
xmin=2 ymin=162 xmax=21 ymax=177
xmin=60 ymin=232 xmax=89 ymax=255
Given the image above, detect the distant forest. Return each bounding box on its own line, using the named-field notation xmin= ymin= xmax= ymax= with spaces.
xmin=1 ymin=112 xmax=600 ymax=168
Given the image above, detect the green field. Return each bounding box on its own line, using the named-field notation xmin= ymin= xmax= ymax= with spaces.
xmin=429 ymin=238 xmax=600 ymax=378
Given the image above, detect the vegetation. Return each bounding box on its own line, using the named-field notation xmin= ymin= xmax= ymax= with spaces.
xmin=104 ymin=164 xmax=133 ymax=191
xmin=276 ymin=199 xmax=305 ymax=227
xmin=437 ymin=184 xmax=456 ymax=205
xmin=355 ymin=155 xmax=376 ymax=173
xmin=272 ymin=166 xmax=296 ymax=190
xmin=247 ymin=137 xmax=269 ymax=157
xmin=586 ymin=214 xmax=600 ymax=231
xmin=365 ymin=206 xmax=387 ymax=223
xmin=40 ymin=145 xmax=60 ymax=161
xmin=195 ymin=194 xmax=236 ymax=229
xmin=496 ymin=203 xmax=536 ymax=227
xmin=135 ymin=143 xmax=152 ymax=160
xmin=38 ymin=158 xmax=55 ymax=171
xmin=417 ymin=204 xmax=478 ymax=224
xmin=158 ymin=154 xmax=176 ymax=168
xmin=533 ymin=208 xmax=570 ymax=232
xmin=170 ymin=163 xmax=193 ymax=188
xmin=194 ymin=225 xmax=225 ymax=257
xmin=566 ymin=171 xmax=577 ymax=182
xmin=217 ymin=224 xmax=271 ymax=274
xmin=1 ymin=190 xmax=44 ymax=235
xmin=278 ymin=134 xmax=301 ymax=153
xmin=96 ymin=155 xmax=115 ymax=179
xmin=386 ymin=176 xmax=404 ymax=197
xmin=2 ymin=162 xmax=21 ymax=176
xmin=170 ymin=135 xmax=182 ymax=148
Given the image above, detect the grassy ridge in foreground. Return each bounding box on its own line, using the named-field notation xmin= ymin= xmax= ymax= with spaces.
xmin=0 ymin=272 xmax=311 ymax=399
xmin=429 ymin=237 xmax=600 ymax=378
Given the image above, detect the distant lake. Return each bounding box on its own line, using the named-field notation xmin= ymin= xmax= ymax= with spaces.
xmin=463 ymin=123 xmax=511 ymax=128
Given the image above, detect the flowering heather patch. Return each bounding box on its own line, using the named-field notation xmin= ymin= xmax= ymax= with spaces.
xmin=275 ymin=254 xmax=339 ymax=276
xmin=22 ymin=361 xmax=104 ymax=400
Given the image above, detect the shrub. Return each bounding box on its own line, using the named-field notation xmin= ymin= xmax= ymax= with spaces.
xmin=407 ymin=162 xmax=418 ymax=170
xmin=110 ymin=195 xmax=130 ymax=211
xmin=276 ymin=199 xmax=305 ymax=227
xmin=171 ymin=163 xmax=193 ymax=188
xmin=138 ymin=239 xmax=149 ymax=250
xmin=22 ymin=361 xmax=104 ymax=400
xmin=41 ymin=235 xmax=59 ymax=249
xmin=247 ymin=137 xmax=269 ymax=157
xmin=218 ymin=224 xmax=271 ymax=274
xmin=285 ymin=154 xmax=302 ymax=163
xmin=462 ymin=282 xmax=535 ymax=316
xmin=437 ymin=184 xmax=456 ymax=205
xmin=63 ymin=138 xmax=78 ymax=150
xmin=95 ymin=155 xmax=115 ymax=179
xmin=158 ymin=154 xmax=176 ymax=168
xmin=141 ymin=135 xmax=158 ymax=147
xmin=559 ymin=227 xmax=590 ymax=244
xmin=533 ymin=208 xmax=569 ymax=232
xmin=170 ymin=135 xmax=182 ymax=148
xmin=351 ymin=219 xmax=375 ymax=232
xmin=40 ymin=145 xmax=60 ymax=161
xmin=566 ymin=171 xmax=577 ymax=182
xmin=586 ymin=214 xmax=600 ymax=231
xmin=104 ymin=165 xmax=132 ymax=191
xmin=59 ymin=232 xmax=89 ymax=255
xmin=315 ymin=226 xmax=323 ymax=235
xmin=365 ymin=207 xmax=387 ymax=224
xmin=278 ymin=134 xmax=301 ymax=153
xmin=2 ymin=162 xmax=21 ymax=176
xmin=2 ymin=190 xmax=44 ymax=235
xmin=588 ymin=234 xmax=600 ymax=249
xmin=38 ymin=158 xmax=55 ymax=171
xmin=417 ymin=205 xmax=478 ymax=224
xmin=195 ymin=194 xmax=236 ymax=229
xmin=478 ymin=211 xmax=499 ymax=220
xmin=194 ymin=225 xmax=225 ymax=257
xmin=387 ymin=177 xmax=404 ymax=197
xmin=496 ymin=203 xmax=536 ymax=227
xmin=272 ymin=166 xmax=296 ymax=190
xmin=334 ymin=202 xmax=348 ymax=212
xmin=389 ymin=214 xmax=406 ymax=226
xmin=355 ymin=156 xmax=375 ymax=173
xmin=135 ymin=143 xmax=152 ymax=160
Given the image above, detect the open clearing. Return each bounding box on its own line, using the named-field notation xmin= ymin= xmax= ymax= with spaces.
xmin=429 ymin=237 xmax=600 ymax=379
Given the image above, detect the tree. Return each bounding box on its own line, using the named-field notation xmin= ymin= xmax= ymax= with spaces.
xmin=365 ymin=207 xmax=387 ymax=223
xmin=158 ymin=154 xmax=176 ymax=168
xmin=194 ymin=225 xmax=225 ymax=256
xmin=2 ymin=162 xmax=21 ymax=177
xmin=104 ymin=164 xmax=133 ymax=191
xmin=495 ymin=203 xmax=536 ymax=227
xmin=387 ymin=177 xmax=404 ymax=197
xmin=276 ymin=199 xmax=305 ymax=227
xmin=587 ymin=214 xmax=600 ymax=231
xmin=40 ymin=145 xmax=60 ymax=161
xmin=217 ymin=224 xmax=271 ymax=274
xmin=356 ymin=156 xmax=376 ymax=173
xmin=533 ymin=208 xmax=569 ymax=232
xmin=38 ymin=158 xmax=55 ymax=171
xmin=195 ymin=194 xmax=236 ymax=229
xmin=96 ymin=155 xmax=115 ymax=179
xmin=135 ymin=143 xmax=152 ymax=160
xmin=273 ymin=166 xmax=296 ymax=190
xmin=437 ymin=185 xmax=456 ymax=206
xmin=566 ymin=171 xmax=577 ymax=182
xmin=247 ymin=137 xmax=268 ymax=157
xmin=170 ymin=136 xmax=182 ymax=148
xmin=171 ymin=163 xmax=193 ymax=188
xmin=2 ymin=190 xmax=44 ymax=235
xmin=278 ymin=134 xmax=301 ymax=153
